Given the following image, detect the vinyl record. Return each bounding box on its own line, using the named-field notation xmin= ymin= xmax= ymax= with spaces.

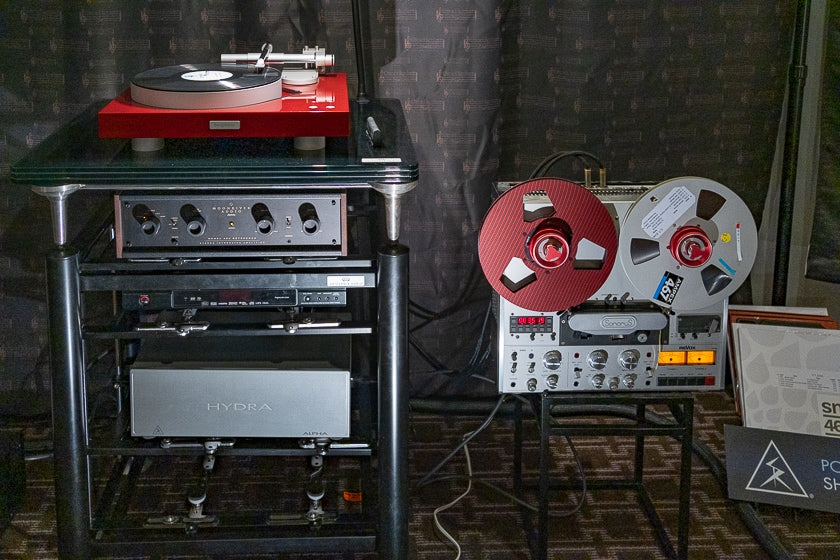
xmin=478 ymin=178 xmax=618 ymax=312
xmin=131 ymin=64 xmax=282 ymax=110
xmin=618 ymin=176 xmax=757 ymax=311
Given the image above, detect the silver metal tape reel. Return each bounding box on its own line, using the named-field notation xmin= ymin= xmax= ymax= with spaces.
xmin=618 ymin=176 xmax=757 ymax=311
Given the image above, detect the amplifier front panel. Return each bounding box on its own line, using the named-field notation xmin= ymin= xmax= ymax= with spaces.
xmin=115 ymin=193 xmax=346 ymax=258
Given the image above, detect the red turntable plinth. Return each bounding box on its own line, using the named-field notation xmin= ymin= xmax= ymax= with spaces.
xmin=98 ymin=72 xmax=350 ymax=140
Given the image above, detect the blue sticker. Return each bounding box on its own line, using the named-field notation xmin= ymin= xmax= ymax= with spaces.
xmin=718 ymin=257 xmax=735 ymax=275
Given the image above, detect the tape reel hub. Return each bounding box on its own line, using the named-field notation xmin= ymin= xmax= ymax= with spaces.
xmin=669 ymin=225 xmax=712 ymax=267
xmin=528 ymin=219 xmax=571 ymax=269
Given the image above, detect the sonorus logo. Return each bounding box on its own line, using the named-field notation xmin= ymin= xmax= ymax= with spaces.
xmin=207 ymin=402 xmax=273 ymax=412
xmin=600 ymin=315 xmax=637 ymax=330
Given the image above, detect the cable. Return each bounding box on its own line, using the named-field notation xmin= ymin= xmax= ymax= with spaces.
xmin=432 ymin=440 xmax=473 ymax=559
xmin=417 ymin=394 xmax=509 ymax=488
xmin=411 ymin=397 xmax=795 ymax=560
xmin=408 ymin=298 xmax=496 ymax=389
xmin=545 ymin=402 xmax=795 ymax=560
xmin=528 ymin=150 xmax=605 ymax=180
xmin=421 ymin=432 xmax=588 ymax=519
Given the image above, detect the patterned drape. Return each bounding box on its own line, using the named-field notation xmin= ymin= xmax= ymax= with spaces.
xmin=807 ymin=1 xmax=840 ymax=283
xmin=0 ymin=1 xmax=796 ymax=399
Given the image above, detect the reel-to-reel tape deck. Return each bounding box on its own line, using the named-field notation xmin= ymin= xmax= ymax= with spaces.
xmin=478 ymin=176 xmax=758 ymax=393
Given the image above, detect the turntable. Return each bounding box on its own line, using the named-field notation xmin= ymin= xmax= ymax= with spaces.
xmin=98 ymin=45 xmax=349 ymax=150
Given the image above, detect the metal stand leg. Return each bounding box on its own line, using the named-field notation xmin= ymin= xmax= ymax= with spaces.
xmin=526 ymin=393 xmax=693 ymax=560
xmin=46 ymin=248 xmax=91 ymax=559
xmin=377 ymin=244 xmax=409 ymax=558
xmin=676 ymin=399 xmax=694 ymax=558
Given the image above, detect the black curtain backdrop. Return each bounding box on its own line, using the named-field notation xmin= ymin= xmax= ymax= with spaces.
xmin=807 ymin=1 xmax=840 ymax=283
xmin=0 ymin=1 xmax=796 ymax=400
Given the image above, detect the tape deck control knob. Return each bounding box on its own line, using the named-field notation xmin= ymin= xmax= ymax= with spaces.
xmin=619 ymin=349 xmax=641 ymax=370
xmin=587 ymin=349 xmax=608 ymax=370
xmin=543 ymin=350 xmax=562 ymax=370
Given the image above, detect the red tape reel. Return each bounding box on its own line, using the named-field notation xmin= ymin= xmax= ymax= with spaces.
xmin=478 ymin=178 xmax=618 ymax=312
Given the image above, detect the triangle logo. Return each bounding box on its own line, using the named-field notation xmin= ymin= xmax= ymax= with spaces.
xmin=745 ymin=440 xmax=810 ymax=498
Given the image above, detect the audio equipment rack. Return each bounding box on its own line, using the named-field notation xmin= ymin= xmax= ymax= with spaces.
xmin=11 ymin=97 xmax=417 ymax=559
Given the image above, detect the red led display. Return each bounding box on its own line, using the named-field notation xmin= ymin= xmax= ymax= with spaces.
xmin=516 ymin=316 xmax=546 ymax=325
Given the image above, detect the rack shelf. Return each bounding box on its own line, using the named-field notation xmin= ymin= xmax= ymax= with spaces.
xmin=13 ymin=98 xmax=417 ymax=559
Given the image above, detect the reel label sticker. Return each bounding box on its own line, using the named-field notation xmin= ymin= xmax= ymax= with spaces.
xmin=641 ymin=185 xmax=695 ymax=239
xmin=654 ymin=271 xmax=684 ymax=305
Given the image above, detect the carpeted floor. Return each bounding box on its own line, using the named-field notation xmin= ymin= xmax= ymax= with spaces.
xmin=2 ymin=390 xmax=839 ymax=559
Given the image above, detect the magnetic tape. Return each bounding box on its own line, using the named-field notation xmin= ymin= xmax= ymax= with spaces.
xmin=479 ymin=176 xmax=758 ymax=393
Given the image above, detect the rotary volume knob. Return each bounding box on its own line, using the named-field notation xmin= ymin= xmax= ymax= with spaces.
xmin=251 ymin=203 xmax=275 ymax=235
xmin=298 ymin=203 xmax=320 ymax=235
xmin=131 ymin=203 xmax=160 ymax=235
xmin=180 ymin=204 xmax=206 ymax=236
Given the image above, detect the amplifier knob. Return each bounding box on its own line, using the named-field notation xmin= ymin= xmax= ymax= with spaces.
xmin=590 ymin=373 xmax=605 ymax=389
xmin=587 ymin=349 xmax=608 ymax=370
xmin=299 ymin=202 xmax=321 ymax=235
xmin=542 ymin=350 xmax=562 ymax=370
xmin=619 ymin=349 xmax=641 ymax=370
xmin=624 ymin=374 xmax=638 ymax=389
xmin=131 ymin=204 xmax=160 ymax=235
xmin=251 ymin=203 xmax=275 ymax=234
xmin=527 ymin=378 xmax=538 ymax=392
xmin=180 ymin=204 xmax=206 ymax=236
xmin=545 ymin=374 xmax=559 ymax=390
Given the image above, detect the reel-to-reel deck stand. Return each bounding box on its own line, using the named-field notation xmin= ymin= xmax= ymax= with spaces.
xmin=479 ymin=176 xmax=758 ymax=394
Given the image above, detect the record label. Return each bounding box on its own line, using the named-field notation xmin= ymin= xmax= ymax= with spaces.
xmin=181 ymin=70 xmax=234 ymax=82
